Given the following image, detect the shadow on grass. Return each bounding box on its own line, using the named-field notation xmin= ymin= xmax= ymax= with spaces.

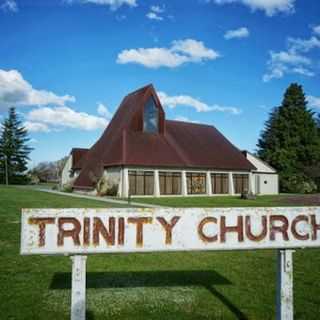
xmin=51 ymin=270 xmax=247 ymax=320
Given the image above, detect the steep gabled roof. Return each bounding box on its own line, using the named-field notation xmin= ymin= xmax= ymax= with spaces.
xmin=73 ymin=84 xmax=255 ymax=189
xmin=71 ymin=148 xmax=89 ymax=170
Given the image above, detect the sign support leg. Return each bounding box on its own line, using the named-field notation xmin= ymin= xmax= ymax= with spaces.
xmin=70 ymin=255 xmax=87 ymax=320
xmin=276 ymin=249 xmax=294 ymax=320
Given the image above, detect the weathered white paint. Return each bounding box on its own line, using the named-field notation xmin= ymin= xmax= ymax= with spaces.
xmin=206 ymin=171 xmax=212 ymax=196
xmin=181 ymin=170 xmax=187 ymax=196
xmin=154 ymin=170 xmax=160 ymax=197
xmin=71 ymin=255 xmax=87 ymax=320
xmin=21 ymin=207 xmax=320 ymax=255
xmin=61 ymin=154 xmax=73 ymax=186
xmin=228 ymin=172 xmax=234 ymax=195
xmin=277 ymin=250 xmax=294 ymax=320
xmin=121 ymin=168 xmax=129 ymax=198
xmin=249 ymin=172 xmax=254 ymax=193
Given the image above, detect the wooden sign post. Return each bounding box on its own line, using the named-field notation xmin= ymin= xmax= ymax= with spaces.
xmin=21 ymin=207 xmax=320 ymax=320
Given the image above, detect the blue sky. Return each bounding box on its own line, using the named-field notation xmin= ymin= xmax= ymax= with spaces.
xmin=0 ymin=0 xmax=319 ymax=167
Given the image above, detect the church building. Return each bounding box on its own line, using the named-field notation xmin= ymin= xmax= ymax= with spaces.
xmin=61 ymin=84 xmax=278 ymax=197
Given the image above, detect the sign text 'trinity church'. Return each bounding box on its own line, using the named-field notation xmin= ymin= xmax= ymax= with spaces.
xmin=20 ymin=208 xmax=320 ymax=255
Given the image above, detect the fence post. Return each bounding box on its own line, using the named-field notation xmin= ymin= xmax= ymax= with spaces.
xmin=276 ymin=249 xmax=294 ymax=320
xmin=71 ymin=255 xmax=87 ymax=320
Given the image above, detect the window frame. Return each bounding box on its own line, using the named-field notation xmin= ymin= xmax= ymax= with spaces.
xmin=186 ymin=172 xmax=206 ymax=195
xmin=233 ymin=173 xmax=249 ymax=194
xmin=129 ymin=170 xmax=154 ymax=196
xmin=143 ymin=96 xmax=159 ymax=134
xmin=211 ymin=173 xmax=229 ymax=194
xmin=159 ymin=171 xmax=182 ymax=195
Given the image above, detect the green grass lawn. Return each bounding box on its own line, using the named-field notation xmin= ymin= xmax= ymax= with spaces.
xmin=132 ymin=194 xmax=320 ymax=207
xmin=1 ymin=186 xmax=320 ymax=319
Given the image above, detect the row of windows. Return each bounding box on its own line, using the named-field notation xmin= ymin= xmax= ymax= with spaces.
xmin=128 ymin=171 xmax=249 ymax=196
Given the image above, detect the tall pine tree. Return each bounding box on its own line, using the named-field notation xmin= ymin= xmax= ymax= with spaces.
xmin=257 ymin=83 xmax=320 ymax=193
xmin=0 ymin=107 xmax=33 ymax=184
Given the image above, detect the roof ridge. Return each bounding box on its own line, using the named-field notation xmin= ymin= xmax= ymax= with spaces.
xmin=126 ymin=83 xmax=153 ymax=97
xmin=166 ymin=119 xmax=213 ymax=128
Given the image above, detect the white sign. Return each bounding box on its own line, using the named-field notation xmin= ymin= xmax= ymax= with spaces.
xmin=21 ymin=207 xmax=320 ymax=255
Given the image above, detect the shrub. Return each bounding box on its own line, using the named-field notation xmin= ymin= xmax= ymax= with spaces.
xmin=105 ymin=184 xmax=118 ymax=196
xmin=281 ymin=174 xmax=317 ymax=194
xmin=97 ymin=175 xmax=119 ymax=196
xmin=0 ymin=174 xmax=31 ymax=185
xmin=62 ymin=184 xmax=73 ymax=193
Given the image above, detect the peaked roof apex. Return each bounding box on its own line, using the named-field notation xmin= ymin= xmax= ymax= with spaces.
xmin=126 ymin=83 xmax=155 ymax=97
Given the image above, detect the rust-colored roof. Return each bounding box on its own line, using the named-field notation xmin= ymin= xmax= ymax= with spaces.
xmin=73 ymin=84 xmax=255 ymax=189
xmin=71 ymin=148 xmax=89 ymax=170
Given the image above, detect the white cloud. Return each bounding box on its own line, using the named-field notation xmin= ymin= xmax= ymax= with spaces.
xmin=158 ymin=91 xmax=241 ymax=115
xmin=97 ymin=103 xmax=112 ymax=118
xmin=210 ymin=0 xmax=295 ymax=16
xmin=25 ymin=106 xmax=108 ymax=132
xmin=146 ymin=12 xmax=163 ymax=21
xmin=224 ymin=27 xmax=249 ymax=40
xmin=263 ymin=50 xmax=314 ymax=82
xmin=307 ymin=95 xmax=320 ymax=109
xmin=24 ymin=121 xmax=50 ymax=133
xmin=263 ymin=30 xmax=320 ymax=82
xmin=1 ymin=0 xmax=18 ymax=12
xmin=288 ymin=36 xmax=320 ymax=53
xmin=150 ymin=5 xmax=164 ymax=13
xmin=0 ymin=69 xmax=75 ymax=111
xmin=117 ymin=39 xmax=220 ymax=68
xmin=146 ymin=4 xmax=165 ymax=20
xmin=291 ymin=67 xmax=314 ymax=77
xmin=174 ymin=115 xmax=200 ymax=124
xmin=65 ymin=0 xmax=137 ymax=10
xmin=313 ymin=25 xmax=320 ymax=36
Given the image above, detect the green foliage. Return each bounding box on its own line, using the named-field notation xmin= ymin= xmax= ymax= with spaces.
xmin=257 ymin=83 xmax=320 ymax=193
xmin=105 ymin=184 xmax=119 ymax=196
xmin=0 ymin=107 xmax=33 ymax=184
xmin=62 ymin=183 xmax=73 ymax=193
xmin=280 ymin=173 xmax=317 ymax=194
xmin=97 ymin=175 xmax=119 ymax=196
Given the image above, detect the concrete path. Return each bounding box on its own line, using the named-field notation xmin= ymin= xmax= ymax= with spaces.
xmin=34 ymin=188 xmax=164 ymax=208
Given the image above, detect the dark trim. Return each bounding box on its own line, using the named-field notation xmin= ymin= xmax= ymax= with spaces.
xmin=104 ymin=164 xmax=252 ymax=172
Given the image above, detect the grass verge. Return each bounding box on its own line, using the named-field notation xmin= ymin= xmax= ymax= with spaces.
xmin=0 ymin=186 xmax=319 ymax=319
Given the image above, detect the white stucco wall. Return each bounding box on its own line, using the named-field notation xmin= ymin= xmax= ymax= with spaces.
xmin=253 ymin=173 xmax=279 ymax=195
xmin=102 ymin=168 xmax=121 ymax=195
xmin=61 ymin=154 xmax=73 ymax=186
xmin=244 ymin=152 xmax=279 ymax=195
xmin=246 ymin=152 xmax=276 ymax=173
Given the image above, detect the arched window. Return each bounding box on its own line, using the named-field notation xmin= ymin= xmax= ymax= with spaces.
xmin=143 ymin=97 xmax=159 ymax=133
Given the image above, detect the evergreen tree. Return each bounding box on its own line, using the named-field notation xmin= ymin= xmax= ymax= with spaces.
xmin=0 ymin=107 xmax=33 ymax=184
xmin=257 ymin=83 xmax=320 ymax=193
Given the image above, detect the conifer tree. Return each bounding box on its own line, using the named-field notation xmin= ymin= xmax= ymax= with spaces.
xmin=257 ymin=83 xmax=320 ymax=193
xmin=0 ymin=107 xmax=33 ymax=184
